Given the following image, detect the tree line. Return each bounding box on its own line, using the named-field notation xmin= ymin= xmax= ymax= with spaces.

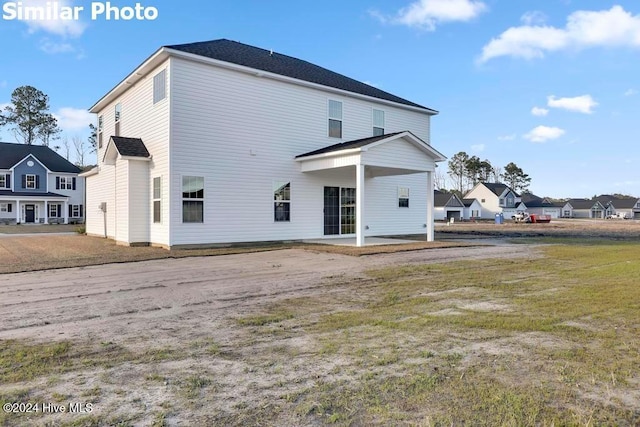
xmin=0 ymin=85 xmax=95 ymax=167
xmin=441 ymin=151 xmax=532 ymax=196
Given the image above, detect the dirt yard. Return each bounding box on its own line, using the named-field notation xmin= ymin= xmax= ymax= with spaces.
xmin=1 ymin=225 xmax=639 ymax=425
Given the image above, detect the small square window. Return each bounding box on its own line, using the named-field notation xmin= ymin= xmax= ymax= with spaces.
xmin=26 ymin=174 xmax=36 ymax=189
xmin=398 ymin=187 xmax=409 ymax=208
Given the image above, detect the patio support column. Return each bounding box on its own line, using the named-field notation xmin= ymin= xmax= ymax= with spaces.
xmin=16 ymin=200 xmax=20 ymax=223
xmin=426 ymin=171 xmax=434 ymax=242
xmin=64 ymin=200 xmax=69 ymax=224
xmin=356 ymin=162 xmax=365 ymax=247
xmin=44 ymin=201 xmax=48 ymax=224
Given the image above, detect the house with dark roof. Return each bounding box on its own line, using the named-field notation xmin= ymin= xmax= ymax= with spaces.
xmin=517 ymin=193 xmax=563 ymax=218
xmin=593 ymin=195 xmax=640 ymax=219
xmin=561 ymin=199 xmax=607 ymax=219
xmin=462 ymin=198 xmax=482 ymax=220
xmin=464 ymin=182 xmax=521 ymax=219
xmin=83 ymin=39 xmax=445 ymax=248
xmin=433 ymin=190 xmax=465 ymax=221
xmin=0 ymin=142 xmax=84 ymax=224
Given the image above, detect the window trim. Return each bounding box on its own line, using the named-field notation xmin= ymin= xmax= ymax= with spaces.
xmin=398 ymin=187 xmax=410 ymax=208
xmin=0 ymin=203 xmax=8 ymax=213
xmin=328 ymin=99 xmax=343 ymax=138
xmin=153 ymin=69 xmax=167 ymax=104
xmin=273 ymin=181 xmax=291 ymax=222
xmin=153 ymin=176 xmax=162 ymax=224
xmin=49 ymin=204 xmax=58 ymax=218
xmin=71 ymin=205 xmax=81 ymax=218
xmin=26 ymin=174 xmax=36 ymax=189
xmin=0 ymin=175 xmax=6 ymax=189
xmin=373 ymin=108 xmax=385 ymax=136
xmin=182 ymin=176 xmax=204 ymax=223
xmin=59 ymin=176 xmax=72 ymax=190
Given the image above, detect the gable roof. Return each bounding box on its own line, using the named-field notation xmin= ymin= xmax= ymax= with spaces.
xmin=481 ymin=182 xmax=519 ymax=198
xmin=166 ymin=39 xmax=436 ymax=113
xmin=109 ymin=137 xmax=150 ymax=158
xmin=462 ymin=198 xmax=478 ymax=208
xmin=566 ymin=198 xmax=605 ymax=210
xmin=593 ymin=195 xmax=639 ymax=209
xmin=519 ymin=193 xmax=556 ymax=208
xmin=295 ymin=131 xmax=446 ymax=162
xmin=434 ymin=190 xmax=464 ymax=208
xmin=0 ymin=142 xmax=80 ymax=173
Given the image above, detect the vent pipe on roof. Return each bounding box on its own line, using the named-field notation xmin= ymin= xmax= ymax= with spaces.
xmin=270 ymin=49 xmax=273 ymax=56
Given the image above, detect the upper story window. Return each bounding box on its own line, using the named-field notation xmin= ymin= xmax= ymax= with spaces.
xmin=506 ymin=195 xmax=515 ymax=207
xmin=98 ymin=115 xmax=104 ymax=148
xmin=328 ymin=100 xmax=342 ymax=138
xmin=373 ymin=109 xmax=385 ymax=136
xmin=25 ymin=174 xmax=36 ymax=189
xmin=153 ymin=69 xmax=167 ymax=104
xmin=114 ymin=103 xmax=121 ymax=136
xmin=56 ymin=176 xmax=75 ymax=190
xmin=0 ymin=174 xmax=8 ymax=189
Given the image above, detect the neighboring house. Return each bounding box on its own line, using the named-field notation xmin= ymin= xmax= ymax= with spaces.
xmin=464 ymin=182 xmax=521 ymax=219
xmin=562 ymin=199 xmax=606 ymax=218
xmin=83 ymin=39 xmax=446 ymax=248
xmin=462 ymin=198 xmax=482 ymax=220
xmin=519 ymin=193 xmax=562 ymax=218
xmin=434 ymin=190 xmax=464 ymax=221
xmin=594 ymin=195 xmax=640 ymax=219
xmin=0 ymin=142 xmax=84 ymax=225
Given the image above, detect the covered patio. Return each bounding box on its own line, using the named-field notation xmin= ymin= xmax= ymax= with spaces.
xmin=296 ymin=131 xmax=446 ymax=247
xmin=0 ymin=191 xmax=71 ymax=225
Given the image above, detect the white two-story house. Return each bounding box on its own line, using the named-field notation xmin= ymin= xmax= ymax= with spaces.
xmin=0 ymin=142 xmax=85 ymax=224
xmin=465 ymin=182 xmax=521 ymax=219
xmin=83 ymin=39 xmax=445 ymax=248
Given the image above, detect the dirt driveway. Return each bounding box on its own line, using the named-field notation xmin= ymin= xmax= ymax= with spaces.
xmin=1 ymin=244 xmax=535 ymax=344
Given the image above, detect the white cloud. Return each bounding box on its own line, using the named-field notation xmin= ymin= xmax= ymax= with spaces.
xmin=54 ymin=108 xmax=95 ymax=132
xmin=470 ymin=143 xmax=485 ymax=152
xmin=498 ymin=134 xmax=516 ymax=141
xmin=521 ymin=11 xmax=547 ymax=26
xmin=371 ymin=0 xmax=487 ymax=31
xmin=39 ymin=39 xmax=76 ymax=54
xmin=19 ymin=0 xmax=87 ymax=37
xmin=624 ymin=88 xmax=638 ymax=96
xmin=531 ymin=106 xmax=549 ymax=116
xmin=523 ymin=125 xmax=565 ymax=143
xmin=547 ymin=95 xmax=598 ymax=114
xmin=479 ymin=6 xmax=640 ymax=62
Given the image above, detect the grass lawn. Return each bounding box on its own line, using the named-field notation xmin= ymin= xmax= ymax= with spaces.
xmin=1 ymin=241 xmax=639 ymax=426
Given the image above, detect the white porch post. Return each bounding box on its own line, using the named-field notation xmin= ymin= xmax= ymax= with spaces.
xmin=64 ymin=200 xmax=69 ymax=224
xmin=356 ymin=162 xmax=365 ymax=247
xmin=16 ymin=200 xmax=20 ymax=223
xmin=44 ymin=201 xmax=48 ymax=224
xmin=426 ymin=171 xmax=434 ymax=242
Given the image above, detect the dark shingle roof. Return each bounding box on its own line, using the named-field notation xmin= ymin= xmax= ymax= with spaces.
xmin=567 ymin=199 xmax=604 ymax=210
xmin=166 ymin=39 xmax=436 ymax=113
xmin=520 ymin=193 xmax=554 ymax=208
xmin=462 ymin=198 xmax=477 ymax=208
xmin=434 ymin=190 xmax=464 ymax=208
xmin=0 ymin=190 xmax=67 ymax=198
xmin=0 ymin=142 xmax=80 ymax=173
xmin=296 ymin=132 xmax=403 ymax=158
xmin=110 ymin=137 xmax=150 ymax=158
xmin=481 ymin=182 xmax=519 ymax=197
xmin=594 ymin=195 xmax=639 ymax=209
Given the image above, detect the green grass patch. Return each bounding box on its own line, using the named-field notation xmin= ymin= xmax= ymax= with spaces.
xmin=236 ymin=310 xmax=295 ymax=327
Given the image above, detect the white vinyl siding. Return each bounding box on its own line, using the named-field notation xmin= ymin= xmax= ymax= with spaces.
xmin=167 ymin=57 xmax=435 ymax=246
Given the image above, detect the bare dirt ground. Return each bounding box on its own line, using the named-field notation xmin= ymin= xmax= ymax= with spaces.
xmin=0 ymin=243 xmax=539 ymax=426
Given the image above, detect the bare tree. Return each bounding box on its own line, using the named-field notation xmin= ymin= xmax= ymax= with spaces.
xmin=61 ymin=136 xmax=71 ymax=160
xmin=434 ymin=165 xmax=448 ymax=190
xmin=73 ymin=134 xmax=88 ymax=167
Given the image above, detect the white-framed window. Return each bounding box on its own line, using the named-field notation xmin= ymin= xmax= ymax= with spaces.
xmin=59 ymin=176 xmax=73 ymax=190
xmin=98 ymin=115 xmax=104 ymax=148
xmin=506 ymin=195 xmax=515 ymax=208
xmin=471 ymin=209 xmax=480 ymax=218
xmin=398 ymin=187 xmax=409 ymax=208
xmin=328 ymin=100 xmax=342 ymax=138
xmin=153 ymin=69 xmax=167 ymax=104
xmin=0 ymin=174 xmax=6 ymax=189
xmin=153 ymin=176 xmax=161 ymax=223
xmin=273 ymin=181 xmax=291 ymax=222
xmin=115 ymin=103 xmax=121 ymax=136
xmin=0 ymin=203 xmax=11 ymax=213
xmin=373 ymin=109 xmax=385 ymax=136
xmin=182 ymin=176 xmax=204 ymax=223
xmin=71 ymin=205 xmax=81 ymax=218
xmin=26 ymin=174 xmax=36 ymax=189
xmin=49 ymin=204 xmax=58 ymax=218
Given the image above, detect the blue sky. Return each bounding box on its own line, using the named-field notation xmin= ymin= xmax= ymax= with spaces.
xmin=1 ymin=0 xmax=639 ymax=198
